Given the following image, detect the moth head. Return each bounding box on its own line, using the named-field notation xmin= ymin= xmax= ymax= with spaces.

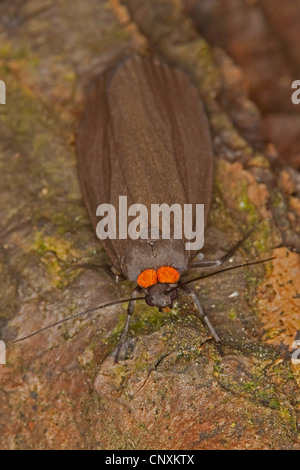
xmin=137 ymin=267 xmax=180 ymax=310
xmin=144 ymin=283 xmax=178 ymax=310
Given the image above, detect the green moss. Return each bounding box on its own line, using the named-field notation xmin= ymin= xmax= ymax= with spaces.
xmin=263 ymin=327 xmax=285 ymax=340
xmin=78 ymin=356 xmax=97 ymax=371
xmin=243 ymin=381 xmax=259 ymax=392
xmin=174 ymin=37 xmax=221 ymax=97
xmin=248 ymin=156 xmax=270 ymax=169
xmin=63 ymin=70 xmax=76 ymax=82
xmin=208 ymin=185 xmax=236 ymax=234
xmin=138 ymin=422 xmax=148 ymax=432
xmin=228 ymin=308 xmax=237 ymax=321
xmin=30 ymin=231 xmax=75 ymax=288
xmin=0 ymin=43 xmax=11 ymax=57
xmin=63 ymin=331 xmax=71 ymax=341
xmin=268 ymin=397 xmax=281 ymax=411
xmin=214 ymin=160 xmax=263 ymax=227
xmin=131 ymin=307 xmax=175 ymax=335
xmin=272 ymin=190 xmax=285 ymax=208
xmin=107 ymin=303 xmax=176 ymax=347
xmin=33 ymin=232 xmax=47 ymax=254
xmin=104 ymin=297 xmax=208 ymax=365
xmin=237 ymin=184 xmax=259 ymax=224
xmin=48 ymin=206 xmax=86 ymax=237
xmin=33 ymin=231 xmax=71 ymax=261
xmin=252 ymin=219 xmax=273 ymax=254
xmin=256 ymin=389 xmax=271 ymax=401
xmin=213 ymin=359 xmax=222 ymax=375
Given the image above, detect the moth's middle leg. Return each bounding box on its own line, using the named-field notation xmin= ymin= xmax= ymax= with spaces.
xmin=68 ymin=262 xmax=126 ymax=282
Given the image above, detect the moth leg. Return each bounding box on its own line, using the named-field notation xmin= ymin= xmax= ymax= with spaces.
xmin=114 ymin=286 xmax=142 ymax=363
xmin=180 ymin=285 xmax=221 ymax=343
xmin=189 ymin=229 xmax=254 ymax=269
xmin=102 ymin=265 xmax=126 ymax=283
xmin=68 ymin=263 xmax=126 ymax=282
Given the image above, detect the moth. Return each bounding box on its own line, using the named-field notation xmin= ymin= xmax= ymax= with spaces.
xmin=13 ymin=56 xmax=271 ymax=360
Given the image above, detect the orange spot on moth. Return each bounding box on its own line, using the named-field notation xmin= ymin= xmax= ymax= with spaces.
xmin=162 ymin=307 xmax=171 ymax=313
xmin=157 ymin=266 xmax=180 ymax=284
xmin=137 ymin=269 xmax=157 ymax=288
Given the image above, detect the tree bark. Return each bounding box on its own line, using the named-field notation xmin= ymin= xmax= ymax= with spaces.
xmin=0 ymin=0 xmax=299 ymax=450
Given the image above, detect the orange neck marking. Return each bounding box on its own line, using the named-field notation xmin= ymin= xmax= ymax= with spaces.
xmin=137 ymin=269 xmax=157 ymax=288
xmin=137 ymin=266 xmax=180 ymax=288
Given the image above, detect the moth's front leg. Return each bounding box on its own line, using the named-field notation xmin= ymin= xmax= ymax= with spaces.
xmin=114 ymin=285 xmax=143 ymax=363
xmin=180 ymin=285 xmax=221 ymax=343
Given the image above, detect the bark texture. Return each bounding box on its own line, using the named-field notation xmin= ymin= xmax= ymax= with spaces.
xmin=0 ymin=0 xmax=299 ymax=450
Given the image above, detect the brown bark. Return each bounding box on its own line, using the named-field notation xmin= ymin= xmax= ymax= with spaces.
xmin=0 ymin=0 xmax=299 ymax=450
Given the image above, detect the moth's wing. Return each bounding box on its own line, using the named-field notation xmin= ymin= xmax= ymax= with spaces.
xmin=77 ymin=69 xmax=123 ymax=271
xmin=77 ymin=56 xmax=214 ymax=276
xmin=107 ymin=57 xmax=214 ymax=263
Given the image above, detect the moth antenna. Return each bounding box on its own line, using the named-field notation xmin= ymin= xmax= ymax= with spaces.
xmin=166 ymin=257 xmax=275 ymax=294
xmin=12 ymin=296 xmax=145 ymax=343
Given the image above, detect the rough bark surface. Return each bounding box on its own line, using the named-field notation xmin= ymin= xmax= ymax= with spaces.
xmin=0 ymin=0 xmax=299 ymax=450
